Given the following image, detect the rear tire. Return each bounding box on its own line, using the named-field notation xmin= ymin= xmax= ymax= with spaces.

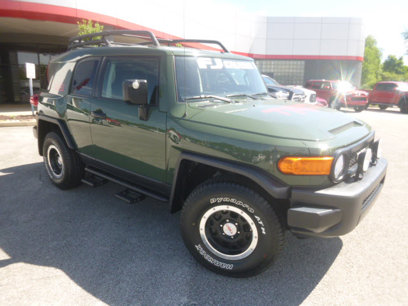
xmin=399 ymin=97 xmax=408 ymax=114
xmin=43 ymin=132 xmax=83 ymax=189
xmin=354 ymin=107 xmax=364 ymax=112
xmin=180 ymin=181 xmax=284 ymax=277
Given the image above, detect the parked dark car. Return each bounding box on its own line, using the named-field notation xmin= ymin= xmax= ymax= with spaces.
xmin=262 ymin=75 xmax=306 ymax=102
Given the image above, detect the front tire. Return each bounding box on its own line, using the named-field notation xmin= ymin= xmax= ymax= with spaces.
xmin=43 ymin=132 xmax=83 ymax=189
xmin=180 ymin=181 xmax=284 ymax=277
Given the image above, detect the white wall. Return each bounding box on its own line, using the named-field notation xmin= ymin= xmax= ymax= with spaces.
xmin=19 ymin=0 xmax=364 ymax=58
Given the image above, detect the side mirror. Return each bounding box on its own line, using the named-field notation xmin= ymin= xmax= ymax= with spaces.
xmin=123 ymin=79 xmax=148 ymax=105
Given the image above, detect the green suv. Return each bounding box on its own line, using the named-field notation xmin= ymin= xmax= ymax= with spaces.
xmin=33 ymin=31 xmax=387 ymax=277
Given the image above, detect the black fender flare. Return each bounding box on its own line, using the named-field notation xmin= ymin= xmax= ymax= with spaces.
xmin=169 ymin=151 xmax=290 ymax=213
xmin=37 ymin=114 xmax=77 ymax=154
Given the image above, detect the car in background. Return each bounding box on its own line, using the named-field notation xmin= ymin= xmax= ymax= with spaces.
xmin=305 ymin=79 xmax=368 ymax=112
xmin=368 ymin=81 xmax=408 ymax=113
xmin=262 ymin=75 xmax=306 ymax=102
xmin=286 ymin=85 xmax=327 ymax=106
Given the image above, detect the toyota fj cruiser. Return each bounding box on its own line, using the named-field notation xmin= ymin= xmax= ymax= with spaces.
xmin=33 ymin=31 xmax=387 ymax=277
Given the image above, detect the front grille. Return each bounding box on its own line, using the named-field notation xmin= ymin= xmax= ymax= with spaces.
xmin=292 ymin=94 xmax=306 ymax=102
xmin=351 ymin=97 xmax=367 ymax=101
xmin=349 ymin=153 xmax=358 ymax=167
xmin=332 ymin=132 xmax=376 ymax=182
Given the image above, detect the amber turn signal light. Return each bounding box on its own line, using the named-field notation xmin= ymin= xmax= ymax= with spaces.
xmin=278 ymin=156 xmax=334 ymax=175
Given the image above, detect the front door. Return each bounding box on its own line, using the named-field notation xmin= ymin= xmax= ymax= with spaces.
xmin=89 ymin=56 xmax=166 ymax=183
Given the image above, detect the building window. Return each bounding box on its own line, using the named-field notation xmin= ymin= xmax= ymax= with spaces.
xmin=255 ymin=60 xmax=305 ymax=85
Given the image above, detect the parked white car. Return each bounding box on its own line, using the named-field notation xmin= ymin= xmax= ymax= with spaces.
xmin=287 ymin=85 xmax=316 ymax=104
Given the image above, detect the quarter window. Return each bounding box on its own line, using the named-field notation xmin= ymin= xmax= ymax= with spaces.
xmin=71 ymin=59 xmax=99 ymax=96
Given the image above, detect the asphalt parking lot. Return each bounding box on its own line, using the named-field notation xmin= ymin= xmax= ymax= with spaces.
xmin=0 ymin=108 xmax=407 ymax=305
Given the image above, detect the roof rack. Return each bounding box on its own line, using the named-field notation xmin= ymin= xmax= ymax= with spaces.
xmin=68 ymin=30 xmax=229 ymax=53
xmin=159 ymin=39 xmax=229 ymax=53
xmin=68 ymin=30 xmax=160 ymax=50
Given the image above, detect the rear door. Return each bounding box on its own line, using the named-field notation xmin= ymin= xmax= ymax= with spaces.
xmin=65 ymin=57 xmax=100 ymax=155
xmin=89 ymin=56 xmax=167 ymax=183
xmin=374 ymin=83 xmax=397 ymax=104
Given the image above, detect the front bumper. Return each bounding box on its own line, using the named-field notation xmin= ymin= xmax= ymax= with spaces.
xmin=288 ymin=157 xmax=387 ymax=237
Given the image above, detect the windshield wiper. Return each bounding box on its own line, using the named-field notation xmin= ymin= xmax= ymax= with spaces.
xmin=251 ymin=92 xmax=269 ymax=97
xmin=226 ymin=93 xmax=257 ymax=100
xmin=184 ymin=95 xmax=232 ymax=103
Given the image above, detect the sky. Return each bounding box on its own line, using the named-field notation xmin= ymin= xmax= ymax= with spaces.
xmin=219 ymin=0 xmax=408 ymax=64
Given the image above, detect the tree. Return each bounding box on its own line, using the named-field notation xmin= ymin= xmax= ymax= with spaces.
xmin=361 ymin=36 xmax=382 ymax=89
xmin=77 ymin=19 xmax=104 ymax=40
xmin=381 ymin=55 xmax=408 ymax=81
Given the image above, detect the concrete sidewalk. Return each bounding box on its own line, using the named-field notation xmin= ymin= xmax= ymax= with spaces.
xmin=0 ymin=104 xmax=36 ymax=127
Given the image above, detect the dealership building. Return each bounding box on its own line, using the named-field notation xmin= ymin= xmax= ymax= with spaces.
xmin=0 ymin=0 xmax=365 ymax=104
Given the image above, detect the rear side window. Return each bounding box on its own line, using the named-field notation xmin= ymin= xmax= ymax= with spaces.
xmin=71 ymin=59 xmax=99 ymax=96
xmin=47 ymin=62 xmax=75 ymax=95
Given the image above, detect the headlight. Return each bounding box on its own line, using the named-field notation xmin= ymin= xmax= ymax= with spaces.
xmin=275 ymin=91 xmax=290 ymax=99
xmin=333 ymin=154 xmax=345 ymax=180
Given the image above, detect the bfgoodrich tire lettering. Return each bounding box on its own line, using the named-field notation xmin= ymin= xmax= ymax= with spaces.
xmin=43 ymin=132 xmax=83 ymax=189
xmin=180 ymin=181 xmax=284 ymax=277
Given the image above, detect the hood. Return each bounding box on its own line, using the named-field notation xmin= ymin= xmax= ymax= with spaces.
xmin=266 ymin=85 xmax=303 ymax=95
xmin=186 ymin=100 xmax=370 ymax=142
xmin=348 ymin=90 xmax=369 ymax=96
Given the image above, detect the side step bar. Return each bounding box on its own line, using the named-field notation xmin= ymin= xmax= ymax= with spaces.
xmin=84 ymin=167 xmax=168 ymax=202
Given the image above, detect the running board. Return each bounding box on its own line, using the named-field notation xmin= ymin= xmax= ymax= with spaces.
xmin=115 ymin=189 xmax=145 ymax=204
xmin=84 ymin=167 xmax=168 ymax=202
xmin=81 ymin=175 xmax=108 ymax=187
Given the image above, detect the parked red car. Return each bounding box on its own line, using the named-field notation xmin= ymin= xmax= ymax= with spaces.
xmin=305 ymin=80 xmax=368 ymax=112
xmin=368 ymin=81 xmax=408 ymax=113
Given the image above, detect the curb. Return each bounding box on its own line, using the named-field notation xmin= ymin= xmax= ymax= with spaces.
xmin=0 ymin=120 xmax=36 ymax=127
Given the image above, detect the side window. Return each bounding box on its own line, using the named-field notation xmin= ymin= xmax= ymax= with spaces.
xmin=71 ymin=59 xmax=99 ymax=96
xmin=375 ymin=83 xmax=384 ymax=91
xmin=101 ymin=57 xmax=159 ymax=104
xmin=320 ymin=82 xmax=330 ymax=90
xmin=311 ymin=82 xmax=321 ymax=89
xmin=386 ymin=83 xmax=397 ymax=91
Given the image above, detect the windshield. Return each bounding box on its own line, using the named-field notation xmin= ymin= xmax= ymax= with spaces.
xmin=175 ymin=56 xmax=267 ymax=101
xmin=262 ymin=75 xmax=280 ymax=86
